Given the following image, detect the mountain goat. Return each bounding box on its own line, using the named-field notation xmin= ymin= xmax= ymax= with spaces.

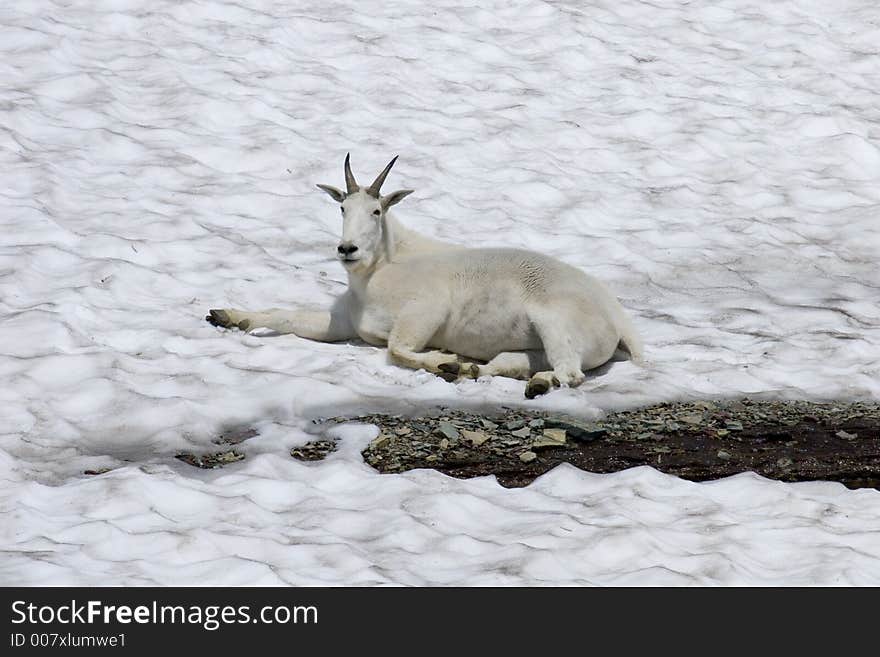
xmin=207 ymin=155 xmax=642 ymax=398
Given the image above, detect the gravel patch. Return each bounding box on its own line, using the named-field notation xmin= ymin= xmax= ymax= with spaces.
xmin=313 ymin=399 xmax=880 ymax=488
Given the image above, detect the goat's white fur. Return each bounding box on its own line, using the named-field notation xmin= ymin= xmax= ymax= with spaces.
xmin=207 ymin=156 xmax=642 ymax=398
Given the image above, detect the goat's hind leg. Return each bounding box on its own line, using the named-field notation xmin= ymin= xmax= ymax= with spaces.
xmin=524 ymin=307 xmax=620 ymax=398
xmin=524 ymin=311 xmax=588 ymax=399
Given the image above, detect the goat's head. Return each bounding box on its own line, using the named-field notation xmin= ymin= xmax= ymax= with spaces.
xmin=316 ymin=154 xmax=413 ymax=272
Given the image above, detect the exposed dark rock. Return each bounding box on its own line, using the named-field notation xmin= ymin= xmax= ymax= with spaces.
xmin=312 ymin=399 xmax=880 ymax=489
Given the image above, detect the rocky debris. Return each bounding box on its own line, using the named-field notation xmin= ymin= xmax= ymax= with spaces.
xmin=542 ymin=428 xmax=567 ymax=443
xmin=519 ymin=451 xmax=537 ymax=463
xmin=436 ymin=422 xmax=460 ymax=441
xmin=462 ymin=429 xmax=489 ymax=446
xmin=213 ymin=427 xmax=259 ymax=445
xmin=291 ymin=439 xmax=338 ymax=462
xmin=544 ymin=417 xmax=607 ymax=442
xmin=295 ymin=409 xmax=564 ymax=474
xmin=177 ymin=425 xmax=260 ymax=470
xmin=176 ymin=450 xmax=245 ymax=469
xmin=531 ymin=428 xmax=567 ymax=449
xmin=307 ymin=399 xmax=880 ymax=488
xmin=83 ymin=468 xmax=112 ymax=476
xmin=371 ymin=432 xmax=392 ymax=450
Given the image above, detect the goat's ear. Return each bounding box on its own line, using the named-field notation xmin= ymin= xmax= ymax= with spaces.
xmin=316 ymin=184 xmax=346 ymax=203
xmin=381 ymin=189 xmax=414 ymax=209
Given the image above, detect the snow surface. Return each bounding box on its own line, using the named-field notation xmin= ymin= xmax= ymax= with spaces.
xmin=2 ymin=0 xmax=879 ymax=585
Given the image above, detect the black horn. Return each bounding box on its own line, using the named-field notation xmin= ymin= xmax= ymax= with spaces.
xmin=366 ymin=156 xmax=398 ymax=197
xmin=344 ymin=153 xmax=358 ymax=194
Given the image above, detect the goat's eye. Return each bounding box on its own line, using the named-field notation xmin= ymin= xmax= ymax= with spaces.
xmin=340 ymin=207 xmax=344 ymax=214
xmin=372 ymin=209 xmax=381 ymax=216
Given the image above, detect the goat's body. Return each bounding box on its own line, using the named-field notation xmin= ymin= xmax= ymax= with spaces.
xmin=209 ymin=215 xmax=641 ymax=397
xmin=353 ymin=246 xmax=638 ymax=366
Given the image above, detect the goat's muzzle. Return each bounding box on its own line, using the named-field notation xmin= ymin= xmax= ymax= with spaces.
xmin=337 ymin=243 xmax=360 ymax=261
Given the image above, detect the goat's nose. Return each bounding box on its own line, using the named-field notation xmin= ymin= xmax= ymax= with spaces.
xmin=337 ymin=243 xmax=359 ymax=255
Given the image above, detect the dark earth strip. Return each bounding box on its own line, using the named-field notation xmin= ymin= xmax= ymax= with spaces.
xmin=328 ymin=399 xmax=880 ymax=489
xmin=164 ymin=399 xmax=880 ymax=490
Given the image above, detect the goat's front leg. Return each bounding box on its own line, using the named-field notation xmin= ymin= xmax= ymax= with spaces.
xmin=387 ymin=302 xmax=465 ymax=380
xmin=206 ymin=296 xmax=355 ymax=342
xmin=439 ymin=350 xmax=548 ymax=382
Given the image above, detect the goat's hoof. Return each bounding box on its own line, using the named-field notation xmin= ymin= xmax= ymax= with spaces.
xmin=438 ymin=361 xmax=461 ymax=375
xmin=525 ymin=374 xmax=560 ymax=399
xmin=524 ymin=381 xmax=548 ymax=399
xmin=438 ymin=361 xmax=480 ymax=381
xmin=206 ymin=309 xmax=232 ymax=328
